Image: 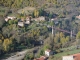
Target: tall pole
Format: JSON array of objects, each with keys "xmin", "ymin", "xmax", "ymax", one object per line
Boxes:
[
  {"xmin": 70, "ymin": 30, "xmax": 73, "ymax": 40},
  {"xmin": 52, "ymin": 26, "xmax": 54, "ymax": 36}
]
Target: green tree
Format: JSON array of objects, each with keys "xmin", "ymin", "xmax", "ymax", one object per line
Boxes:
[
  {"xmin": 0, "ymin": 16, "xmax": 5, "ymax": 28},
  {"xmin": 49, "ymin": 13, "xmax": 53, "ymax": 18},
  {"xmin": 34, "ymin": 9, "xmax": 39, "ymax": 17},
  {"xmin": 76, "ymin": 31, "xmax": 80, "ymax": 39},
  {"xmin": 60, "ymin": 32, "xmax": 64, "ymax": 38},
  {"xmin": 54, "ymin": 36, "xmax": 59, "ymax": 43},
  {"xmin": 76, "ymin": 31, "xmax": 80, "ymax": 45},
  {"xmin": 0, "ymin": 40, "xmax": 2, "ymax": 55},
  {"xmin": 49, "ymin": 21, "xmax": 54, "ymax": 26},
  {"xmin": 8, "ymin": 20, "xmax": 14, "ymax": 25},
  {"xmin": 40, "ymin": 49, "xmax": 44, "ymax": 56},
  {"xmin": 3, "ymin": 39, "xmax": 12, "ymax": 52},
  {"xmin": 39, "ymin": 8, "xmax": 44, "ymax": 16},
  {"xmin": 60, "ymin": 37, "xmax": 66, "ymax": 48},
  {"xmin": 65, "ymin": 36, "xmax": 70, "ymax": 42}
]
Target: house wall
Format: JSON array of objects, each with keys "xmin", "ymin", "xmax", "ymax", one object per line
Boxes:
[
  {"xmin": 18, "ymin": 22, "xmax": 24, "ymax": 27},
  {"xmin": 62, "ymin": 56, "xmax": 74, "ymax": 60},
  {"xmin": 7, "ymin": 16, "xmax": 16, "ymax": 20},
  {"xmin": 45, "ymin": 51, "xmax": 50, "ymax": 56}
]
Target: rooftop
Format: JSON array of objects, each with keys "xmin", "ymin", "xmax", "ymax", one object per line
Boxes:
[{"xmin": 73, "ymin": 53, "xmax": 80, "ymax": 60}]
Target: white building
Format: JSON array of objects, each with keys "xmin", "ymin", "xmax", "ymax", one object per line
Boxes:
[
  {"xmin": 62, "ymin": 53, "xmax": 80, "ymax": 60},
  {"xmin": 38, "ymin": 16, "xmax": 45, "ymax": 21},
  {"xmin": 5, "ymin": 16, "xmax": 16, "ymax": 22},
  {"xmin": 25, "ymin": 17, "xmax": 31, "ymax": 24},
  {"xmin": 25, "ymin": 20, "xmax": 30, "ymax": 24},
  {"xmin": 62, "ymin": 56, "xmax": 74, "ymax": 60},
  {"xmin": 76, "ymin": 15, "xmax": 80, "ymax": 19},
  {"xmin": 45, "ymin": 49, "xmax": 53, "ymax": 57},
  {"xmin": 7, "ymin": 16, "xmax": 16, "ymax": 20},
  {"xmin": 33, "ymin": 16, "xmax": 45, "ymax": 21},
  {"xmin": 18, "ymin": 22, "xmax": 24, "ymax": 27},
  {"xmin": 5, "ymin": 18, "xmax": 9, "ymax": 22}
]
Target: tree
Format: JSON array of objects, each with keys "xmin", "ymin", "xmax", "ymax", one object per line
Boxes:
[
  {"xmin": 49, "ymin": 20, "xmax": 54, "ymax": 27},
  {"xmin": 2, "ymin": 26, "xmax": 11, "ymax": 38},
  {"xmin": 76, "ymin": 31, "xmax": 80, "ymax": 45},
  {"xmin": 0, "ymin": 16, "xmax": 5, "ymax": 28},
  {"xmin": 0, "ymin": 40, "xmax": 2, "ymax": 55},
  {"xmin": 76, "ymin": 31, "xmax": 80, "ymax": 39},
  {"xmin": 3, "ymin": 39, "xmax": 12, "ymax": 52},
  {"xmin": 60, "ymin": 37, "xmax": 66, "ymax": 48},
  {"xmin": 54, "ymin": 36, "xmax": 59, "ymax": 43},
  {"xmin": 34, "ymin": 9, "xmax": 39, "ymax": 17},
  {"xmin": 40, "ymin": 49, "xmax": 44, "ymax": 56},
  {"xmin": 39, "ymin": 8, "xmax": 44, "ymax": 16},
  {"xmin": 65, "ymin": 36, "xmax": 70, "ymax": 42},
  {"xmin": 8, "ymin": 20, "xmax": 14, "ymax": 25},
  {"xmin": 60, "ymin": 32, "xmax": 64, "ymax": 38},
  {"xmin": 49, "ymin": 13, "xmax": 53, "ymax": 18}
]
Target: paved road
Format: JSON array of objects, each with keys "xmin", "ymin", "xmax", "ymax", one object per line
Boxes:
[{"xmin": 3, "ymin": 50, "xmax": 28, "ymax": 60}]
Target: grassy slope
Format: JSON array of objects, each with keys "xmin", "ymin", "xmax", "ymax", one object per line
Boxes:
[{"xmin": 50, "ymin": 49, "xmax": 80, "ymax": 60}]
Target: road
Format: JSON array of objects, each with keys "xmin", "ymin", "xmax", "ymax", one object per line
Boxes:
[{"xmin": 2, "ymin": 50, "xmax": 28, "ymax": 60}]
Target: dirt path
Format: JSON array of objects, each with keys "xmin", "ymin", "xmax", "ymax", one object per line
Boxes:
[{"xmin": 2, "ymin": 50, "xmax": 28, "ymax": 60}]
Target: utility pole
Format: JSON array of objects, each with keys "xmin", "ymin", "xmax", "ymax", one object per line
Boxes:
[
  {"xmin": 50, "ymin": 20, "xmax": 54, "ymax": 50},
  {"xmin": 52, "ymin": 26, "xmax": 55, "ymax": 37},
  {"xmin": 52, "ymin": 26, "xmax": 54, "ymax": 36},
  {"xmin": 70, "ymin": 30, "xmax": 73, "ymax": 40}
]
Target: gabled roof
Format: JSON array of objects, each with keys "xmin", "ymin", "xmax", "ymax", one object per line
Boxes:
[{"xmin": 73, "ymin": 53, "xmax": 80, "ymax": 60}]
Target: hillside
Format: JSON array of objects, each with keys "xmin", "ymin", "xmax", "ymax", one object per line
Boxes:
[
  {"xmin": 0, "ymin": 0, "xmax": 80, "ymax": 18},
  {"xmin": 0, "ymin": 0, "xmax": 80, "ymax": 60}
]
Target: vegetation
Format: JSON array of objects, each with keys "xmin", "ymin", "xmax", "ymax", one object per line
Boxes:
[{"xmin": 0, "ymin": 0, "xmax": 80, "ymax": 60}]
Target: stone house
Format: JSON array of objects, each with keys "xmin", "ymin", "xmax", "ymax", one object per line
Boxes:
[
  {"xmin": 62, "ymin": 53, "xmax": 80, "ymax": 60},
  {"xmin": 45, "ymin": 49, "xmax": 53, "ymax": 57},
  {"xmin": 18, "ymin": 22, "xmax": 24, "ymax": 27},
  {"xmin": 33, "ymin": 16, "xmax": 46, "ymax": 21},
  {"xmin": 76, "ymin": 15, "xmax": 80, "ymax": 19}
]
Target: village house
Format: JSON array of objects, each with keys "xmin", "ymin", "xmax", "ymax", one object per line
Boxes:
[
  {"xmin": 5, "ymin": 16, "xmax": 16, "ymax": 22},
  {"xmin": 51, "ymin": 18, "xmax": 59, "ymax": 24},
  {"xmin": 5, "ymin": 18, "xmax": 9, "ymax": 22},
  {"xmin": 45, "ymin": 49, "xmax": 53, "ymax": 57},
  {"xmin": 62, "ymin": 56, "xmax": 74, "ymax": 60},
  {"xmin": 51, "ymin": 18, "xmax": 57, "ymax": 21},
  {"xmin": 7, "ymin": 16, "xmax": 16, "ymax": 20},
  {"xmin": 18, "ymin": 22, "xmax": 24, "ymax": 27},
  {"xmin": 62, "ymin": 53, "xmax": 80, "ymax": 60},
  {"xmin": 33, "ymin": 16, "xmax": 45, "ymax": 21},
  {"xmin": 76, "ymin": 15, "xmax": 80, "ymax": 19},
  {"xmin": 34, "ymin": 56, "xmax": 47, "ymax": 60},
  {"xmin": 25, "ymin": 16, "xmax": 31, "ymax": 24},
  {"xmin": 38, "ymin": 16, "xmax": 45, "ymax": 21},
  {"xmin": 21, "ymin": 18, "xmax": 25, "ymax": 22}
]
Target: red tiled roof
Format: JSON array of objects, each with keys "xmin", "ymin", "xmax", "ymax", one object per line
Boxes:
[{"xmin": 73, "ymin": 53, "xmax": 80, "ymax": 60}]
